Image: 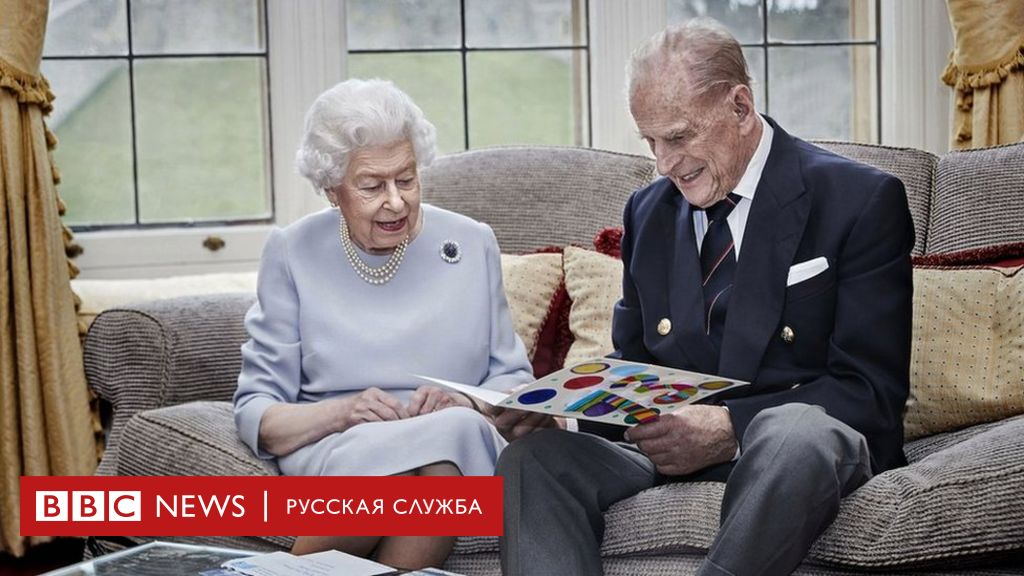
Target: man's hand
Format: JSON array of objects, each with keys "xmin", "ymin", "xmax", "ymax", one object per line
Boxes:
[
  {"xmin": 491, "ymin": 406, "xmax": 563, "ymax": 441},
  {"xmin": 624, "ymin": 405, "xmax": 737, "ymax": 476},
  {"xmin": 407, "ymin": 385, "xmax": 471, "ymax": 416}
]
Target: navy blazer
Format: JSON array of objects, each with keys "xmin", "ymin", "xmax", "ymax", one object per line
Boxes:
[{"xmin": 610, "ymin": 118, "xmax": 914, "ymax": 474}]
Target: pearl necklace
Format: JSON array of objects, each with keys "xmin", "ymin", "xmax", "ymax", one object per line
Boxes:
[{"xmin": 338, "ymin": 216, "xmax": 408, "ymax": 285}]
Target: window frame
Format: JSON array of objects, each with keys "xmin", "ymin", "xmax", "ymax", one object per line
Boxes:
[{"xmin": 347, "ymin": 0, "xmax": 592, "ymax": 151}]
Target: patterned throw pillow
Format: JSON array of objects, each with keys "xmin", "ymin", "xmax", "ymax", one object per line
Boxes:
[
  {"xmin": 905, "ymin": 263, "xmax": 1024, "ymax": 439},
  {"xmin": 562, "ymin": 246, "xmax": 624, "ymax": 366}
]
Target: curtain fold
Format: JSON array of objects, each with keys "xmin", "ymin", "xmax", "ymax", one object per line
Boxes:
[
  {"xmin": 1, "ymin": 0, "xmax": 97, "ymax": 557},
  {"xmin": 943, "ymin": 0, "xmax": 1024, "ymax": 149}
]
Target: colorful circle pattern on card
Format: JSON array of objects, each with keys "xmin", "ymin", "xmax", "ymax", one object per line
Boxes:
[{"xmin": 571, "ymin": 362, "xmax": 609, "ymax": 374}]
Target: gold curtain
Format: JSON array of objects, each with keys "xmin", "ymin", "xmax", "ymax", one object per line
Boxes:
[
  {"xmin": 942, "ymin": 0, "xmax": 1024, "ymax": 149},
  {"xmin": 0, "ymin": 0, "xmax": 97, "ymax": 557}
]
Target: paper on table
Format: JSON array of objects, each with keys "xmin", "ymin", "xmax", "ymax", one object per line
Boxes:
[
  {"xmin": 222, "ymin": 549, "xmax": 391, "ymax": 576},
  {"xmin": 414, "ymin": 375, "xmax": 511, "ymax": 406}
]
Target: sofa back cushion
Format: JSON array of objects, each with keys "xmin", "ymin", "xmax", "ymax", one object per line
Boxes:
[
  {"xmin": 927, "ymin": 142, "xmax": 1024, "ymax": 254},
  {"xmin": 421, "ymin": 147, "xmax": 656, "ymax": 254},
  {"xmin": 813, "ymin": 141, "xmax": 936, "ymax": 257}
]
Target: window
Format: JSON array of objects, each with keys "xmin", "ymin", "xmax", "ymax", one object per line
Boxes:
[
  {"xmin": 667, "ymin": 0, "xmax": 879, "ymax": 142},
  {"xmin": 346, "ymin": 0, "xmax": 591, "ymax": 153},
  {"xmin": 41, "ymin": 0, "xmax": 272, "ymax": 231}
]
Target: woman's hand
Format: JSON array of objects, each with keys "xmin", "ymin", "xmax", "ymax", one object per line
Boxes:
[
  {"xmin": 334, "ymin": 387, "xmax": 410, "ymax": 430},
  {"xmin": 407, "ymin": 385, "xmax": 472, "ymax": 416}
]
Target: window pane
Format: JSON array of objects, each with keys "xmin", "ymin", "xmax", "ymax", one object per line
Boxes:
[
  {"xmin": 767, "ymin": 45, "xmax": 877, "ymax": 142},
  {"xmin": 465, "ymin": 0, "xmax": 586, "ymax": 48},
  {"xmin": 467, "ymin": 50, "xmax": 588, "ymax": 147},
  {"xmin": 769, "ymin": 0, "xmax": 876, "ymax": 42},
  {"xmin": 347, "ymin": 0, "xmax": 460, "ymax": 50},
  {"xmin": 133, "ymin": 58, "xmax": 270, "ymax": 223},
  {"xmin": 348, "ymin": 53, "xmax": 465, "ymax": 154},
  {"xmin": 130, "ymin": 0, "xmax": 264, "ymax": 55},
  {"xmin": 43, "ymin": 0, "xmax": 128, "ymax": 57},
  {"xmin": 667, "ymin": 0, "xmax": 763, "ymax": 44},
  {"xmin": 43, "ymin": 60, "xmax": 135, "ymax": 226},
  {"xmin": 743, "ymin": 47, "xmax": 766, "ymax": 113}
]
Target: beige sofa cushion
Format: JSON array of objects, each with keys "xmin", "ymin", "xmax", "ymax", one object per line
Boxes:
[
  {"xmin": 562, "ymin": 246, "xmax": 623, "ymax": 366},
  {"xmin": 905, "ymin": 264, "xmax": 1024, "ymax": 439},
  {"xmin": 500, "ymin": 252, "xmax": 564, "ymax": 359},
  {"xmin": 72, "ymin": 272, "xmax": 258, "ymax": 330}
]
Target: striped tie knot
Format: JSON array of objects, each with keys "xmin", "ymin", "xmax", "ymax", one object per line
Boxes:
[{"xmin": 704, "ymin": 193, "xmax": 742, "ymax": 225}]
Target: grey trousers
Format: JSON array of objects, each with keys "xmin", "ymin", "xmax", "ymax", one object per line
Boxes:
[{"xmin": 497, "ymin": 403, "xmax": 873, "ymax": 576}]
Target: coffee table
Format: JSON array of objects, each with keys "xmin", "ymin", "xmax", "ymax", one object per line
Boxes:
[{"xmin": 41, "ymin": 541, "xmax": 258, "ymax": 576}]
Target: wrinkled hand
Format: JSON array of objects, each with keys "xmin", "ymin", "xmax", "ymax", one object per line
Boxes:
[
  {"xmin": 335, "ymin": 387, "xmax": 409, "ymax": 431},
  {"xmin": 624, "ymin": 405, "xmax": 737, "ymax": 476},
  {"xmin": 407, "ymin": 385, "xmax": 472, "ymax": 416},
  {"xmin": 490, "ymin": 406, "xmax": 563, "ymax": 442}
]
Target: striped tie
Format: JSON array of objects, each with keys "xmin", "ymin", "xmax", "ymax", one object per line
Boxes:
[{"xmin": 699, "ymin": 193, "xmax": 741, "ymax": 352}]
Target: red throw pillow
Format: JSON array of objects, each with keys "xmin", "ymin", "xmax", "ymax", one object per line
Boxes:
[
  {"xmin": 912, "ymin": 241, "xmax": 1024, "ymax": 268},
  {"xmin": 593, "ymin": 227, "xmax": 623, "ymax": 259},
  {"xmin": 529, "ymin": 246, "xmax": 574, "ymax": 377},
  {"xmin": 528, "ymin": 230, "xmax": 627, "ymax": 377}
]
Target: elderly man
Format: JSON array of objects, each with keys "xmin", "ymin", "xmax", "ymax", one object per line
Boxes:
[{"xmin": 495, "ymin": 19, "xmax": 914, "ymax": 576}]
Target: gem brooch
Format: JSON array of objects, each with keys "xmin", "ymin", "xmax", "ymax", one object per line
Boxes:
[{"xmin": 440, "ymin": 240, "xmax": 461, "ymax": 263}]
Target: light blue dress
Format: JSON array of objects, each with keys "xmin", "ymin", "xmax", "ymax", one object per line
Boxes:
[{"xmin": 233, "ymin": 204, "xmax": 533, "ymax": 477}]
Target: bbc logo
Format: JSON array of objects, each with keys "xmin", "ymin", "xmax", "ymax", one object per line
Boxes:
[{"xmin": 36, "ymin": 491, "xmax": 141, "ymax": 522}]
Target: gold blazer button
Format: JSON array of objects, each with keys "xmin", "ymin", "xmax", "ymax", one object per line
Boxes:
[
  {"xmin": 781, "ymin": 326, "xmax": 795, "ymax": 344},
  {"xmin": 657, "ymin": 318, "xmax": 672, "ymax": 336}
]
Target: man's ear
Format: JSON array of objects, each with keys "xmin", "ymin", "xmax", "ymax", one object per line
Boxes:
[
  {"xmin": 728, "ymin": 85, "xmax": 758, "ymax": 135},
  {"xmin": 728, "ymin": 84, "xmax": 755, "ymax": 121}
]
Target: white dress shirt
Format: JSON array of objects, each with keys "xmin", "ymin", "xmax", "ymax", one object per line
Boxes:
[{"xmin": 693, "ymin": 115, "xmax": 774, "ymax": 259}]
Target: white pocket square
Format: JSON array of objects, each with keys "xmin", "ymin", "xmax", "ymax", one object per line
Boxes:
[{"xmin": 787, "ymin": 257, "xmax": 829, "ymax": 287}]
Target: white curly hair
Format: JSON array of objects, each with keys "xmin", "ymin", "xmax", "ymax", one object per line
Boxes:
[{"xmin": 295, "ymin": 78, "xmax": 437, "ymax": 192}]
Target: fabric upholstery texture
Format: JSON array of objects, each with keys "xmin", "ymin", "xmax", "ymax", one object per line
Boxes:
[
  {"xmin": 421, "ymin": 146, "xmax": 655, "ymax": 254},
  {"xmin": 499, "ymin": 252, "xmax": 563, "ymax": 359},
  {"xmin": 84, "ymin": 294, "xmax": 254, "ymax": 475},
  {"xmin": 814, "ymin": 142, "xmax": 935, "ymax": 256},
  {"xmin": 449, "ymin": 415, "xmax": 1024, "ymax": 570},
  {"xmin": 562, "ymin": 246, "xmax": 623, "ymax": 366},
  {"xmin": 928, "ymin": 143, "xmax": 1024, "ymax": 254},
  {"xmin": 905, "ymin": 265, "xmax": 1024, "ymax": 438},
  {"xmin": 444, "ymin": 552, "xmax": 1024, "ymax": 576},
  {"xmin": 0, "ymin": 0, "xmax": 96, "ymax": 556}
]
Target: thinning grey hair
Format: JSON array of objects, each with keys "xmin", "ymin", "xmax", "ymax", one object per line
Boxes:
[
  {"xmin": 626, "ymin": 19, "xmax": 752, "ymax": 105},
  {"xmin": 295, "ymin": 78, "xmax": 437, "ymax": 192}
]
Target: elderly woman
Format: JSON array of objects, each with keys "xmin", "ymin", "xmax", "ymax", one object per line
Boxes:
[{"xmin": 233, "ymin": 79, "xmax": 533, "ymax": 569}]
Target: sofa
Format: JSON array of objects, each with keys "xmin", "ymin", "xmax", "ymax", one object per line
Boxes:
[{"xmin": 82, "ymin": 142, "xmax": 1024, "ymax": 575}]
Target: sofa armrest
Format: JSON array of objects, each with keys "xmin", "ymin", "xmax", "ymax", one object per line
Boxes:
[
  {"xmin": 84, "ymin": 293, "xmax": 255, "ymax": 474},
  {"xmin": 116, "ymin": 401, "xmax": 278, "ymax": 477}
]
